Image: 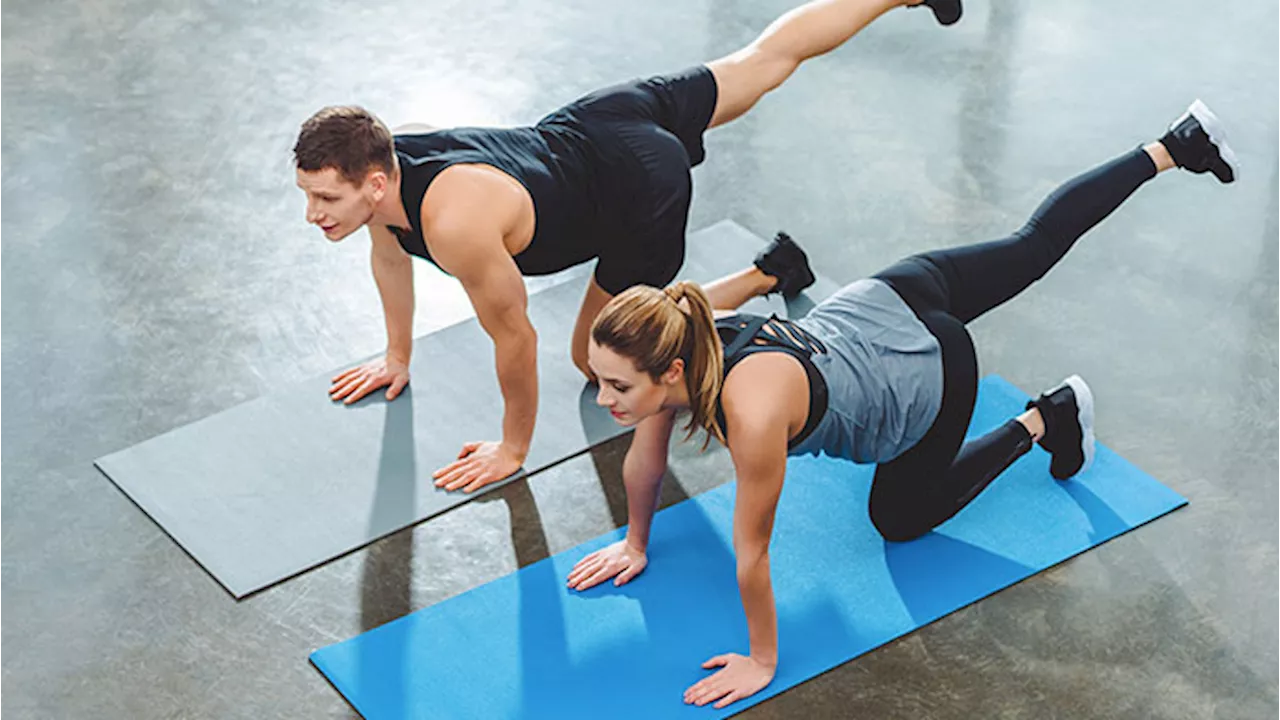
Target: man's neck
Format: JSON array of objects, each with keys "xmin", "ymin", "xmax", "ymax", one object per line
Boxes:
[{"xmin": 370, "ymin": 170, "xmax": 410, "ymax": 230}]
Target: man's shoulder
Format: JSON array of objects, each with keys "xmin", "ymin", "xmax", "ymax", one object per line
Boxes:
[{"xmin": 420, "ymin": 165, "xmax": 512, "ymax": 226}]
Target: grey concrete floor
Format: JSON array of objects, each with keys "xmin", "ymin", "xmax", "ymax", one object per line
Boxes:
[{"xmin": 3, "ymin": 0, "xmax": 1277, "ymax": 717}]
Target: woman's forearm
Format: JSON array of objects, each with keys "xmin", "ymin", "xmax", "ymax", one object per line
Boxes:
[{"xmin": 737, "ymin": 551, "xmax": 779, "ymax": 666}]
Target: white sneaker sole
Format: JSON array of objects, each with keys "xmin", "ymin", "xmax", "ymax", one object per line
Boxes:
[
  {"xmin": 1184, "ymin": 98, "xmax": 1240, "ymax": 181},
  {"xmin": 1060, "ymin": 374, "xmax": 1095, "ymax": 475}
]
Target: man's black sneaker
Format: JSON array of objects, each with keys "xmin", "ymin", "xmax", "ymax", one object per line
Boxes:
[{"xmin": 911, "ymin": 0, "xmax": 962, "ymax": 26}]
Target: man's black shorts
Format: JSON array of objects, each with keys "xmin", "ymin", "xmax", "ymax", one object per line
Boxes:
[{"xmin": 537, "ymin": 65, "xmax": 719, "ymax": 295}]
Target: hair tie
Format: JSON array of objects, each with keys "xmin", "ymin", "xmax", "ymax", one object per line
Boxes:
[{"xmin": 664, "ymin": 285, "xmax": 691, "ymax": 315}]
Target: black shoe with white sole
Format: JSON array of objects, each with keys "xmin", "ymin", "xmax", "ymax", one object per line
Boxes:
[
  {"xmin": 1160, "ymin": 99, "xmax": 1238, "ymax": 184},
  {"xmin": 754, "ymin": 232, "xmax": 816, "ymax": 299},
  {"xmin": 911, "ymin": 0, "xmax": 963, "ymax": 25},
  {"xmin": 1026, "ymin": 375, "xmax": 1095, "ymax": 480}
]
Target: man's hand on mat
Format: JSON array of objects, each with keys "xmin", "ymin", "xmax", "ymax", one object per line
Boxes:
[
  {"xmin": 566, "ymin": 540, "xmax": 647, "ymax": 590},
  {"xmin": 432, "ymin": 441, "xmax": 523, "ymax": 493},
  {"xmin": 329, "ymin": 355, "xmax": 410, "ymax": 404},
  {"xmin": 684, "ymin": 653, "xmax": 776, "ymax": 709}
]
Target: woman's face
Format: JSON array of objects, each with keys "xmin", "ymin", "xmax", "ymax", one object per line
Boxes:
[{"xmin": 587, "ymin": 340, "xmax": 683, "ymax": 426}]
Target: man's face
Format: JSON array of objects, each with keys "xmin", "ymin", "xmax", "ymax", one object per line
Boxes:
[{"xmin": 295, "ymin": 167, "xmax": 381, "ymax": 242}]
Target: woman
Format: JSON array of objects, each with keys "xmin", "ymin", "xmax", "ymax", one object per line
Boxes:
[{"xmin": 567, "ymin": 100, "xmax": 1237, "ymax": 709}]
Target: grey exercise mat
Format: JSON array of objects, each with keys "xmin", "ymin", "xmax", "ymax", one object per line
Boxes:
[{"xmin": 96, "ymin": 220, "xmax": 841, "ymax": 598}]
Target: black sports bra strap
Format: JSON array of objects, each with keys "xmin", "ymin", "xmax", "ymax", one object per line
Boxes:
[
  {"xmin": 762, "ymin": 316, "xmax": 828, "ymax": 356},
  {"xmin": 721, "ymin": 315, "xmax": 771, "ymax": 358}
]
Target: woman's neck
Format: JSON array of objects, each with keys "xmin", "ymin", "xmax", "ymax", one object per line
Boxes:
[{"xmin": 663, "ymin": 381, "xmax": 693, "ymax": 412}]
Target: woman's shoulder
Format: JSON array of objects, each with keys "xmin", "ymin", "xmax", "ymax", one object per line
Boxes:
[{"xmin": 721, "ymin": 352, "xmax": 809, "ymax": 432}]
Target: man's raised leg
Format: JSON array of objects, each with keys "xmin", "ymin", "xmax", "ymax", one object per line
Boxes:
[{"xmin": 705, "ymin": 0, "xmax": 961, "ymax": 129}]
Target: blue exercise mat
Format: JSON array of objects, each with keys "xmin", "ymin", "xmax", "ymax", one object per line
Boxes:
[{"xmin": 311, "ymin": 375, "xmax": 1187, "ymax": 719}]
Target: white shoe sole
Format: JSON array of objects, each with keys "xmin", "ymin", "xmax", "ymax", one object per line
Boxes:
[
  {"xmin": 1060, "ymin": 374, "xmax": 1095, "ymax": 475},
  {"xmin": 1184, "ymin": 98, "xmax": 1240, "ymax": 181}
]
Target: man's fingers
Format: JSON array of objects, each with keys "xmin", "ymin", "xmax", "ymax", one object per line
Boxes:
[
  {"xmin": 344, "ymin": 378, "xmax": 377, "ymax": 405},
  {"xmin": 462, "ymin": 474, "xmax": 500, "ymax": 494},
  {"xmin": 446, "ymin": 474, "xmax": 479, "ymax": 492},
  {"xmin": 386, "ymin": 375, "xmax": 408, "ymax": 400},
  {"xmin": 443, "ymin": 469, "xmax": 482, "ymax": 492},
  {"xmin": 433, "ymin": 466, "xmax": 466, "ymax": 487},
  {"xmin": 462, "ymin": 473, "xmax": 497, "ymax": 494},
  {"xmin": 432, "ymin": 458, "xmax": 467, "ymax": 483},
  {"xmin": 329, "ymin": 375, "xmax": 356, "ymax": 398},
  {"xmin": 331, "ymin": 373, "xmax": 367, "ymax": 400},
  {"xmin": 331, "ymin": 365, "xmax": 362, "ymax": 384}
]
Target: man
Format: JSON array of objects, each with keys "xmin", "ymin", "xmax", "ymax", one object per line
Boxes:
[{"xmin": 292, "ymin": 0, "xmax": 962, "ymax": 493}]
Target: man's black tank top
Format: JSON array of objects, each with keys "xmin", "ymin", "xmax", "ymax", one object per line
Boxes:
[
  {"xmin": 714, "ymin": 314, "xmax": 829, "ymax": 451},
  {"xmin": 390, "ymin": 127, "xmax": 603, "ymax": 276}
]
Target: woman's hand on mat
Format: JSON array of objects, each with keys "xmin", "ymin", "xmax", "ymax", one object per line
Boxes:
[
  {"xmin": 684, "ymin": 653, "xmax": 776, "ymax": 709},
  {"xmin": 329, "ymin": 355, "xmax": 410, "ymax": 404},
  {"xmin": 566, "ymin": 540, "xmax": 647, "ymax": 591},
  {"xmin": 432, "ymin": 441, "xmax": 523, "ymax": 493}
]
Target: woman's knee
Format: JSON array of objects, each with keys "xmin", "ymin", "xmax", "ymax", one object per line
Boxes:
[
  {"xmin": 868, "ymin": 497, "xmax": 932, "ymax": 543},
  {"xmin": 1003, "ymin": 222, "xmax": 1064, "ymax": 283}
]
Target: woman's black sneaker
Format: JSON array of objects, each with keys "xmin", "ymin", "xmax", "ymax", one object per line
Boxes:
[
  {"xmin": 754, "ymin": 232, "xmax": 816, "ymax": 299},
  {"xmin": 1160, "ymin": 99, "xmax": 1238, "ymax": 184},
  {"xmin": 1027, "ymin": 375, "xmax": 1096, "ymax": 480}
]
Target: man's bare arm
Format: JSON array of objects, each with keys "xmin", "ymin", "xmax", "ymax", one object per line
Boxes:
[
  {"xmin": 328, "ymin": 225, "xmax": 414, "ymax": 404},
  {"xmin": 424, "ymin": 167, "xmax": 540, "ymax": 492}
]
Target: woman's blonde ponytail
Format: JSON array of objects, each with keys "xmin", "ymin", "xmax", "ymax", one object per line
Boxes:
[{"xmin": 662, "ymin": 282, "xmax": 725, "ymax": 447}]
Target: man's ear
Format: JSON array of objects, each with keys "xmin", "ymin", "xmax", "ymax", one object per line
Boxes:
[{"xmin": 366, "ymin": 170, "xmax": 388, "ymax": 201}]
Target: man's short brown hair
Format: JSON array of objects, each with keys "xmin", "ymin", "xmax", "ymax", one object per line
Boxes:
[{"xmin": 293, "ymin": 106, "xmax": 395, "ymax": 186}]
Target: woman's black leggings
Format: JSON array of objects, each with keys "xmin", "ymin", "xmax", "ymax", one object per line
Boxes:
[{"xmin": 867, "ymin": 147, "xmax": 1158, "ymax": 542}]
